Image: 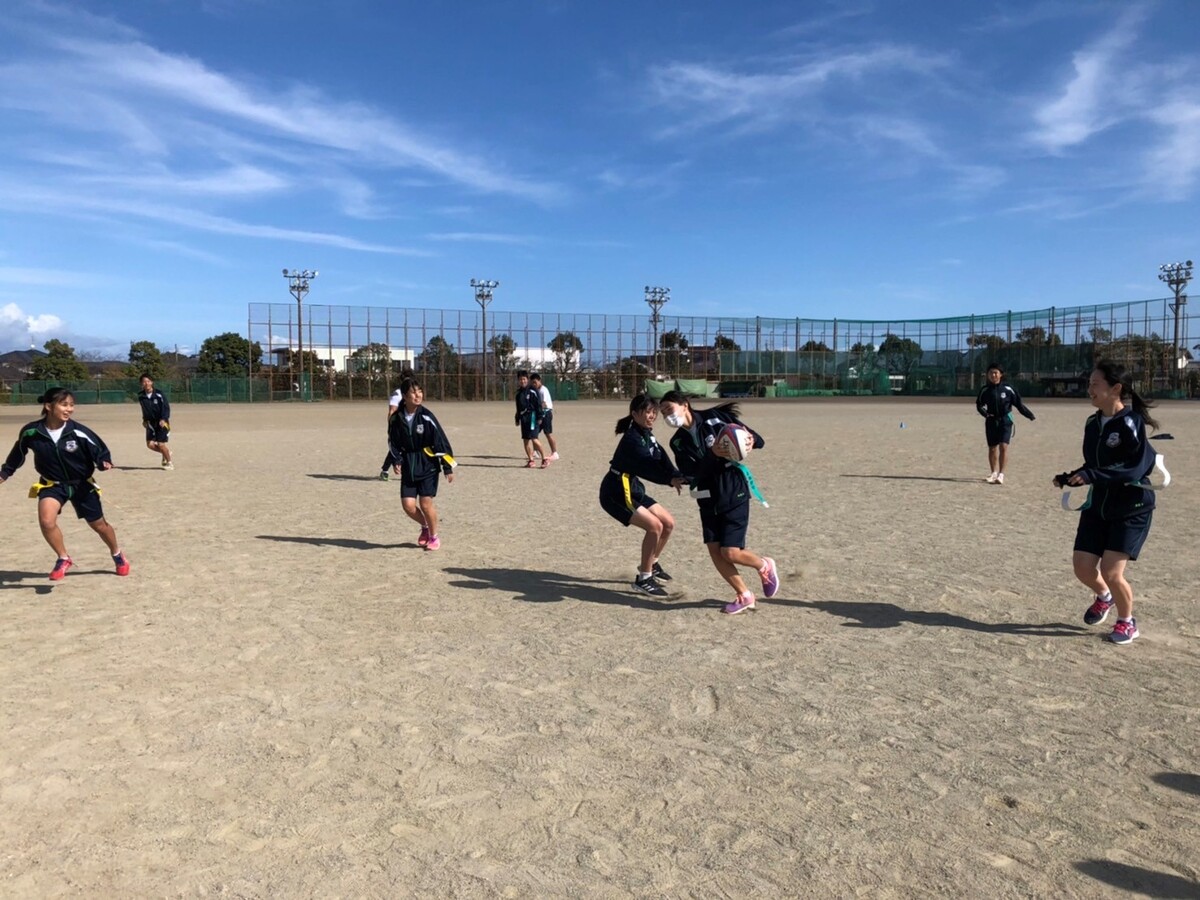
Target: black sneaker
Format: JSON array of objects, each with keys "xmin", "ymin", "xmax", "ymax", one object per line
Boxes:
[
  {"xmin": 1084, "ymin": 595, "xmax": 1113, "ymax": 626},
  {"xmin": 651, "ymin": 562, "xmax": 672, "ymax": 581},
  {"xmin": 633, "ymin": 575, "xmax": 668, "ymax": 597}
]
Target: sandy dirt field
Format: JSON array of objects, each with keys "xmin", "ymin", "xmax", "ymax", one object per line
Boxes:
[{"xmin": 0, "ymin": 396, "xmax": 1197, "ymax": 898}]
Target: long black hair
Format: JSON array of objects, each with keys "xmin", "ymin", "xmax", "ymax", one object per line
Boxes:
[
  {"xmin": 615, "ymin": 393, "xmax": 657, "ymax": 434},
  {"xmin": 1093, "ymin": 360, "xmax": 1159, "ymax": 431},
  {"xmin": 659, "ymin": 389, "xmax": 741, "ymax": 422}
]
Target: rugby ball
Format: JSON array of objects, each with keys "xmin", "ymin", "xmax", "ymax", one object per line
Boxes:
[{"xmin": 713, "ymin": 423, "xmax": 752, "ymax": 461}]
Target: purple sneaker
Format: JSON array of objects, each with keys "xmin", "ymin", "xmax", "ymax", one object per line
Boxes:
[
  {"xmin": 418, "ymin": 526, "xmax": 431, "ymax": 548},
  {"xmin": 759, "ymin": 557, "xmax": 780, "ymax": 599},
  {"xmin": 722, "ymin": 592, "xmax": 757, "ymax": 615}
]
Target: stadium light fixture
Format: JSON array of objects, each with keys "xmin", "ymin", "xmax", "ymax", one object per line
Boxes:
[
  {"xmin": 645, "ymin": 285, "xmax": 670, "ymax": 373},
  {"xmin": 471, "ymin": 278, "xmax": 499, "ymax": 400},
  {"xmin": 283, "ymin": 269, "xmax": 318, "ymax": 399},
  {"xmin": 1159, "ymin": 260, "xmax": 1193, "ymax": 392}
]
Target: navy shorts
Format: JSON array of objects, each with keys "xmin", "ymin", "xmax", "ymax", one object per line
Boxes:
[
  {"xmin": 539, "ymin": 410, "xmax": 554, "ymax": 436},
  {"xmin": 399, "ymin": 471, "xmax": 439, "ymax": 499},
  {"xmin": 40, "ymin": 482, "xmax": 105, "ymax": 523},
  {"xmin": 145, "ymin": 424, "xmax": 170, "ymax": 443},
  {"xmin": 599, "ymin": 488, "xmax": 656, "ymax": 527},
  {"xmin": 699, "ymin": 500, "xmax": 750, "ymax": 549},
  {"xmin": 520, "ymin": 420, "xmax": 540, "ymax": 440},
  {"xmin": 1073, "ymin": 510, "xmax": 1153, "ymax": 560},
  {"xmin": 985, "ymin": 418, "xmax": 1013, "ymax": 446}
]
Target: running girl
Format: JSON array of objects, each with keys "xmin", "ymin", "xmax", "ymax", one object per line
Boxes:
[
  {"xmin": 387, "ymin": 377, "xmax": 456, "ymax": 550},
  {"xmin": 1053, "ymin": 361, "xmax": 1160, "ymax": 645},
  {"xmin": 658, "ymin": 390, "xmax": 779, "ymax": 615},
  {"xmin": 975, "ymin": 363, "xmax": 1035, "ymax": 484},
  {"xmin": 138, "ymin": 373, "xmax": 173, "ymax": 470},
  {"xmin": 599, "ymin": 394, "xmax": 686, "ymax": 597},
  {"xmin": 0, "ymin": 387, "xmax": 130, "ymax": 579}
]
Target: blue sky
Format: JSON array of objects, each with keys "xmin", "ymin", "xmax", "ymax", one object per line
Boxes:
[{"xmin": 1, "ymin": 0, "xmax": 1197, "ymax": 356}]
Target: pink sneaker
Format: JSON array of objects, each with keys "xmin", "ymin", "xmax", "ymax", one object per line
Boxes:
[
  {"xmin": 113, "ymin": 552, "xmax": 131, "ymax": 577},
  {"xmin": 425, "ymin": 535, "xmax": 441, "ymax": 551},
  {"xmin": 722, "ymin": 591, "xmax": 756, "ymax": 615},
  {"xmin": 418, "ymin": 526, "xmax": 430, "ymax": 547},
  {"xmin": 49, "ymin": 557, "xmax": 73, "ymax": 581},
  {"xmin": 759, "ymin": 557, "xmax": 780, "ymax": 598}
]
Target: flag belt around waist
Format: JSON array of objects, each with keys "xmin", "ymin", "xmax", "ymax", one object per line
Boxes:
[
  {"xmin": 1061, "ymin": 453, "xmax": 1170, "ymax": 512},
  {"xmin": 29, "ymin": 477, "xmax": 98, "ymax": 499}
]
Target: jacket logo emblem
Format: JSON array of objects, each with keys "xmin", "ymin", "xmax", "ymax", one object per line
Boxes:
[
  {"xmin": 64, "ymin": 440, "xmax": 78, "ymax": 452},
  {"xmin": 1106, "ymin": 433, "xmax": 1121, "ymax": 448},
  {"xmin": 416, "ymin": 423, "xmax": 424, "ymax": 434}
]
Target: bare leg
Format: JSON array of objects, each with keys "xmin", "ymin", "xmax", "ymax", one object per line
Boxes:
[
  {"xmin": 37, "ymin": 498, "xmax": 69, "ymax": 558},
  {"xmin": 997, "ymin": 443, "xmax": 1009, "ymax": 475},
  {"xmin": 1099, "ymin": 551, "xmax": 1133, "ymax": 619},
  {"xmin": 987, "ymin": 445, "xmax": 998, "ymax": 474},
  {"xmin": 400, "ymin": 497, "xmax": 428, "ymax": 527},
  {"xmin": 87, "ymin": 517, "xmax": 121, "ymax": 555},
  {"xmin": 630, "ymin": 505, "xmax": 673, "ymax": 572},
  {"xmin": 161, "ymin": 442, "xmax": 173, "ymax": 464},
  {"xmin": 418, "ymin": 496, "xmax": 438, "ymax": 537},
  {"xmin": 546, "ymin": 433, "xmax": 558, "ymax": 454},
  {"xmin": 522, "ymin": 439, "xmax": 536, "ymax": 462},
  {"xmin": 707, "ymin": 542, "xmax": 751, "ymax": 595},
  {"xmin": 1072, "ymin": 551, "xmax": 1107, "ymax": 597}
]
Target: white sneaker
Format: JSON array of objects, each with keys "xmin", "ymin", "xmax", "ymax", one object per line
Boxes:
[
  {"xmin": 996, "ymin": 473, "xmax": 1004, "ymax": 485},
  {"xmin": 549, "ymin": 452, "xmax": 560, "ymax": 460},
  {"xmin": 162, "ymin": 462, "xmax": 175, "ymax": 470},
  {"xmin": 985, "ymin": 472, "xmax": 998, "ymax": 483}
]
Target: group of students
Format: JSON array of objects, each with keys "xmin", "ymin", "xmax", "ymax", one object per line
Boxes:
[
  {"xmin": 514, "ymin": 370, "xmax": 558, "ymax": 468},
  {"xmin": 1, "ymin": 360, "xmax": 1165, "ymax": 640},
  {"xmin": 975, "ymin": 361, "xmax": 1163, "ymax": 645},
  {"xmin": 0, "ymin": 373, "xmax": 173, "ymax": 580}
]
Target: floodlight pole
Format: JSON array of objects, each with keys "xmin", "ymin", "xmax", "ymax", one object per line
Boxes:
[
  {"xmin": 472, "ymin": 278, "xmax": 499, "ymax": 401},
  {"xmin": 645, "ymin": 285, "xmax": 670, "ymax": 374},
  {"xmin": 1159, "ymin": 260, "xmax": 1193, "ymax": 393},
  {"xmin": 283, "ymin": 269, "xmax": 318, "ymax": 399}
]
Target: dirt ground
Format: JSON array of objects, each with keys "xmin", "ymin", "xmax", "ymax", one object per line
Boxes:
[{"xmin": 1, "ymin": 397, "xmax": 1197, "ymax": 898}]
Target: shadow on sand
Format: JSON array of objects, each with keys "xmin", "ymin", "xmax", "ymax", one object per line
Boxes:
[
  {"xmin": 257, "ymin": 534, "xmax": 412, "ymax": 550},
  {"xmin": 443, "ymin": 566, "xmax": 724, "ymax": 612},
  {"xmin": 1073, "ymin": 860, "xmax": 1199, "ymax": 898},
  {"xmin": 760, "ymin": 597, "xmax": 1087, "ymax": 637},
  {"xmin": 841, "ymin": 473, "xmax": 985, "ymax": 484}
]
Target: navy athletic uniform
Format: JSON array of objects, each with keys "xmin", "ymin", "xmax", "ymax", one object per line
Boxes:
[
  {"xmin": 1059, "ymin": 410, "xmax": 1157, "ymax": 560},
  {"xmin": 1, "ymin": 419, "xmax": 114, "ymax": 522},
  {"xmin": 515, "ymin": 386, "xmax": 543, "ymax": 441},
  {"xmin": 976, "ymin": 381, "xmax": 1034, "ymax": 446},
  {"xmin": 387, "ymin": 404, "xmax": 455, "ymax": 499},
  {"xmin": 139, "ymin": 388, "xmax": 171, "ymax": 443},
  {"xmin": 599, "ymin": 423, "xmax": 681, "ymax": 526},
  {"xmin": 668, "ymin": 410, "xmax": 764, "ymax": 549}
]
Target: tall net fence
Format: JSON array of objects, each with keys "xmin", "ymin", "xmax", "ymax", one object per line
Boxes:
[{"xmin": 247, "ymin": 297, "xmax": 1197, "ymax": 401}]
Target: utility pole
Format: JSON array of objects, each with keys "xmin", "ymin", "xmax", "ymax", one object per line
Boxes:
[
  {"xmin": 283, "ymin": 269, "xmax": 318, "ymax": 399},
  {"xmin": 471, "ymin": 278, "xmax": 499, "ymax": 400},
  {"xmin": 1159, "ymin": 260, "xmax": 1193, "ymax": 394},
  {"xmin": 644, "ymin": 285, "xmax": 670, "ymax": 374}
]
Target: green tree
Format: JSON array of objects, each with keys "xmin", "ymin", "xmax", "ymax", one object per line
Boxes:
[
  {"xmin": 659, "ymin": 329, "xmax": 690, "ymax": 374},
  {"xmin": 198, "ymin": 332, "xmax": 262, "ymax": 375},
  {"xmin": 548, "ymin": 331, "xmax": 584, "ymax": 378},
  {"xmin": 416, "ymin": 335, "xmax": 460, "ymax": 374},
  {"xmin": 125, "ymin": 340, "xmax": 166, "ymax": 379},
  {"xmin": 799, "ymin": 340, "xmax": 831, "ymax": 352},
  {"xmin": 879, "ymin": 333, "xmax": 923, "ymax": 376},
  {"xmin": 30, "ymin": 338, "xmax": 89, "ymax": 382},
  {"xmin": 713, "ymin": 333, "xmax": 740, "ymax": 352},
  {"xmin": 350, "ymin": 342, "xmax": 392, "ymax": 376},
  {"xmin": 606, "ymin": 356, "xmax": 649, "ymax": 397},
  {"xmin": 488, "ymin": 333, "xmax": 518, "ymax": 374}
]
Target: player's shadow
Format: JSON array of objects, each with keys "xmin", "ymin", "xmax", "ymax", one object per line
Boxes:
[
  {"xmin": 1073, "ymin": 860, "xmax": 1199, "ymax": 898},
  {"xmin": 307, "ymin": 473, "xmax": 382, "ymax": 482},
  {"xmin": 256, "ymin": 534, "xmax": 411, "ymax": 550},
  {"xmin": 455, "ymin": 455, "xmax": 533, "ymax": 469},
  {"xmin": 1152, "ymin": 771, "xmax": 1200, "ymax": 796},
  {"xmin": 114, "ymin": 465, "xmax": 169, "ymax": 471},
  {"xmin": 765, "ymin": 597, "xmax": 1087, "ymax": 636},
  {"xmin": 0, "ymin": 570, "xmax": 54, "ymax": 595},
  {"xmin": 841, "ymin": 473, "xmax": 982, "ymax": 484},
  {"xmin": 443, "ymin": 566, "xmax": 724, "ymax": 612}
]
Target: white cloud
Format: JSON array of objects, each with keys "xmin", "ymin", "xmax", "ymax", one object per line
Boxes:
[{"xmin": 0, "ymin": 301, "xmax": 65, "ymax": 350}]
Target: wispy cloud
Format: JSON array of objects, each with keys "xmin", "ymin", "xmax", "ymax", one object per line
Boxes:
[{"xmin": 425, "ymin": 232, "xmax": 535, "ymax": 245}]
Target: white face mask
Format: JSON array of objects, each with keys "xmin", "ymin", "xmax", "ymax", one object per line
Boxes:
[{"xmin": 664, "ymin": 412, "xmax": 686, "ymax": 428}]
